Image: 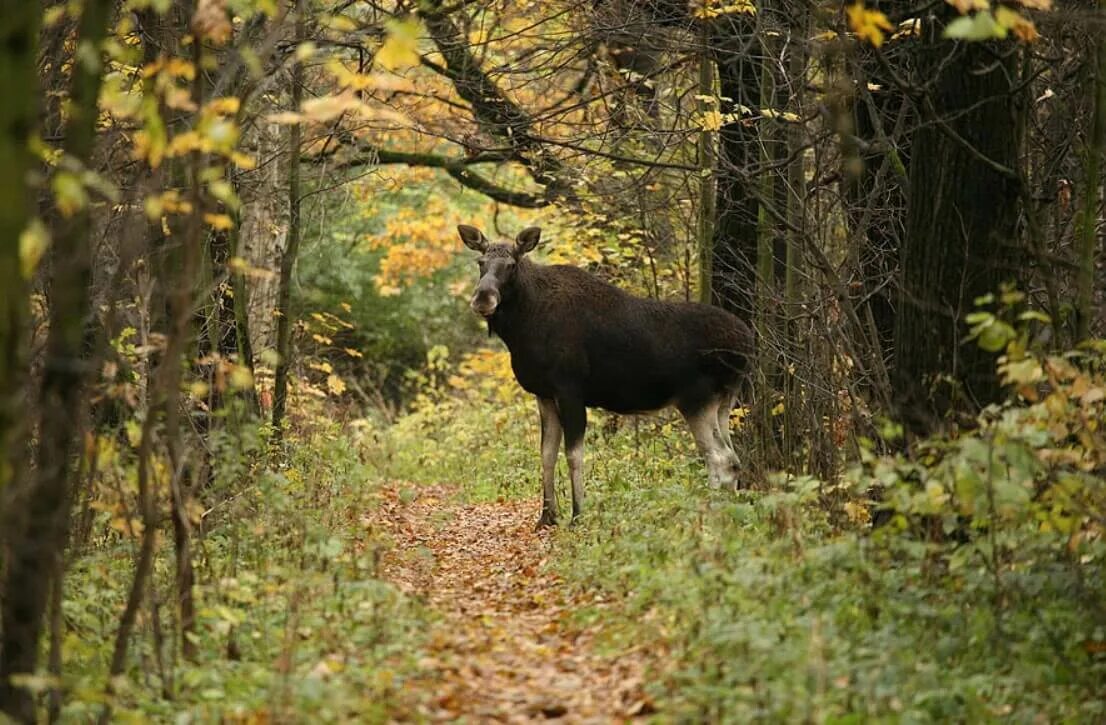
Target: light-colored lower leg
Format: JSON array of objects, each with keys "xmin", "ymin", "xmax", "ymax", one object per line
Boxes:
[
  {"xmin": 537, "ymin": 398, "xmax": 561, "ymax": 524},
  {"xmin": 716, "ymin": 391, "xmax": 736, "ymax": 452},
  {"xmin": 684, "ymin": 401, "xmax": 738, "ymax": 489},
  {"xmin": 566, "ymin": 437, "xmax": 585, "ymax": 521}
]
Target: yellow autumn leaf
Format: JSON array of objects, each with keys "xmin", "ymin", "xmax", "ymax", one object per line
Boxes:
[
  {"xmin": 203, "ymin": 96, "xmax": 240, "ymax": 116},
  {"xmin": 693, "ymin": 0, "xmax": 756, "ymax": 17},
  {"xmin": 847, "ymin": 2, "xmax": 894, "ymax": 47},
  {"xmin": 19, "ymin": 220, "xmax": 50, "ymax": 280},
  {"xmin": 946, "ymin": 0, "xmax": 989, "ymax": 14},
  {"xmin": 326, "ymin": 374, "xmax": 347, "ymax": 395},
  {"xmin": 696, "ymin": 110, "xmax": 724, "ymax": 131},
  {"xmin": 994, "ymin": 5, "xmax": 1039, "ymax": 42},
  {"xmin": 228, "ymin": 365, "xmax": 253, "ymax": 390},
  {"xmin": 52, "ymin": 172, "xmax": 87, "ymax": 217},
  {"xmin": 204, "ymin": 213, "xmax": 234, "ymax": 230},
  {"xmin": 376, "ymin": 17, "xmax": 422, "ymax": 71}
]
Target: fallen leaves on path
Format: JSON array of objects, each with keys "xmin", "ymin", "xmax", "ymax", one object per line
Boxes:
[{"xmin": 372, "ymin": 484, "xmax": 655, "ymax": 723}]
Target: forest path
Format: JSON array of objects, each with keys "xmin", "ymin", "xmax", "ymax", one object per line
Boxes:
[{"xmin": 373, "ymin": 483, "xmax": 655, "ymax": 723}]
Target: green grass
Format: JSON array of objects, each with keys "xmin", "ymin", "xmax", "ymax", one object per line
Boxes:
[
  {"xmin": 379, "ymin": 388, "xmax": 1106, "ymax": 723},
  {"xmin": 61, "ymin": 424, "xmax": 430, "ymax": 723},
  {"xmin": 59, "ymin": 375, "xmax": 1106, "ymax": 722}
]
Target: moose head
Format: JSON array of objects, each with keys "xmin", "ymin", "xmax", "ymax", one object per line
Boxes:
[{"xmin": 458, "ymin": 224, "xmax": 541, "ymax": 318}]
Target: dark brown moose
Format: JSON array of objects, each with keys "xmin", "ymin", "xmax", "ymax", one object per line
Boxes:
[{"xmin": 460, "ymin": 224, "xmax": 753, "ymax": 527}]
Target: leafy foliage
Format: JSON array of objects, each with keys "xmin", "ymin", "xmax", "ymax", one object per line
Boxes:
[{"xmin": 63, "ymin": 422, "xmax": 429, "ymax": 722}]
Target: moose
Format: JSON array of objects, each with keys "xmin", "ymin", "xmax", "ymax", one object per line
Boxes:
[{"xmin": 459, "ymin": 224, "xmax": 753, "ymax": 527}]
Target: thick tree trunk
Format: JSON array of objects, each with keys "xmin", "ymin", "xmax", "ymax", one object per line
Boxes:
[
  {"xmin": 0, "ymin": 0, "xmax": 39, "ymax": 550},
  {"xmin": 240, "ymin": 121, "xmax": 287, "ymax": 368},
  {"xmin": 894, "ymin": 30, "xmax": 1022, "ymax": 430},
  {"xmin": 710, "ymin": 17, "xmax": 761, "ymax": 320},
  {"xmin": 0, "ymin": 0, "xmax": 113, "ymax": 719}
]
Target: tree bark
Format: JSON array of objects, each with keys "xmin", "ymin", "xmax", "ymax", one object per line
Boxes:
[
  {"xmin": 272, "ymin": 0, "xmax": 305, "ymax": 439},
  {"xmin": 710, "ymin": 15, "xmax": 761, "ymax": 320},
  {"xmin": 894, "ymin": 29, "xmax": 1022, "ymax": 430},
  {"xmin": 0, "ymin": 0, "xmax": 113, "ymax": 719},
  {"xmin": 0, "ymin": 0, "xmax": 39, "ymax": 552},
  {"xmin": 1076, "ymin": 0, "xmax": 1106, "ymax": 342},
  {"xmin": 697, "ymin": 41, "xmax": 717, "ymax": 304}
]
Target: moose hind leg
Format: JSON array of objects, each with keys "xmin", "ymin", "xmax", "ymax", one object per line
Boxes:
[
  {"xmin": 536, "ymin": 398, "xmax": 562, "ymax": 527},
  {"xmin": 716, "ymin": 389, "xmax": 738, "ymax": 454},
  {"xmin": 682, "ymin": 399, "xmax": 739, "ymax": 489},
  {"xmin": 557, "ymin": 395, "xmax": 587, "ymax": 522}
]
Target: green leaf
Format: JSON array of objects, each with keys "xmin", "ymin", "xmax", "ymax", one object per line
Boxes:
[
  {"xmin": 944, "ymin": 12, "xmax": 1007, "ymax": 42},
  {"xmin": 964, "ymin": 311, "xmax": 994, "ymax": 326},
  {"xmin": 978, "ymin": 320, "xmax": 1015, "ymax": 352}
]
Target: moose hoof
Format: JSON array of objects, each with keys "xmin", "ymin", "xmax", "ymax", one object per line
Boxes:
[{"xmin": 536, "ymin": 512, "xmax": 558, "ymax": 529}]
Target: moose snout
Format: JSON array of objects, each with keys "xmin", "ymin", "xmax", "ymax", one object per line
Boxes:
[{"xmin": 470, "ymin": 289, "xmax": 500, "ymax": 317}]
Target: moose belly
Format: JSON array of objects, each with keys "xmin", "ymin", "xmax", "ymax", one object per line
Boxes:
[
  {"xmin": 507, "ymin": 351, "xmax": 676, "ymax": 411},
  {"xmin": 580, "ymin": 370, "xmax": 676, "ymax": 413}
]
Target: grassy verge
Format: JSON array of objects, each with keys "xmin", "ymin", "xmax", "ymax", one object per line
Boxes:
[{"xmin": 560, "ymin": 476, "xmax": 1104, "ymax": 722}]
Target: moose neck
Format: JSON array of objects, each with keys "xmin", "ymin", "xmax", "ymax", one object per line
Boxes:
[{"xmin": 487, "ymin": 256, "xmax": 537, "ymax": 344}]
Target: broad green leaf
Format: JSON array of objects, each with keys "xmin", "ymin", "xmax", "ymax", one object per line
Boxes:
[{"xmin": 944, "ymin": 12, "xmax": 1006, "ymax": 41}]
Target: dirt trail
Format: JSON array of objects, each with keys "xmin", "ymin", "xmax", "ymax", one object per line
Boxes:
[{"xmin": 373, "ymin": 484, "xmax": 654, "ymax": 723}]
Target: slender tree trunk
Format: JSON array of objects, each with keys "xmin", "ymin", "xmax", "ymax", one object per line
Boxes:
[
  {"xmin": 1077, "ymin": 3, "xmax": 1106, "ymax": 342},
  {"xmin": 697, "ymin": 38, "xmax": 717, "ymax": 304},
  {"xmin": 0, "ymin": 0, "xmax": 113, "ymax": 719},
  {"xmin": 271, "ymin": 1, "xmax": 305, "ymax": 440},
  {"xmin": 894, "ymin": 27, "xmax": 1022, "ymax": 430},
  {"xmin": 230, "ymin": 207, "xmax": 260, "ymax": 416},
  {"xmin": 169, "ymin": 29, "xmax": 210, "ymax": 663}
]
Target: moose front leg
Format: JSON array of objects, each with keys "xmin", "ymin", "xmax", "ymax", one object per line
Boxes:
[
  {"xmin": 536, "ymin": 398, "xmax": 562, "ymax": 527},
  {"xmin": 557, "ymin": 396, "xmax": 587, "ymax": 523},
  {"xmin": 681, "ymin": 398, "xmax": 740, "ymax": 489}
]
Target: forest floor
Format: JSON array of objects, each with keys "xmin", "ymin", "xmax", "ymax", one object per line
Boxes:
[{"xmin": 372, "ymin": 482, "xmax": 657, "ymax": 722}]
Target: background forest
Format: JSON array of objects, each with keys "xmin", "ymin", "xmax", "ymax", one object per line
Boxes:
[{"xmin": 1, "ymin": 0, "xmax": 1105, "ymax": 721}]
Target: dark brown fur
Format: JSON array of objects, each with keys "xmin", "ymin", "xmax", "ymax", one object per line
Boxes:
[{"xmin": 460, "ymin": 224, "xmax": 753, "ymax": 525}]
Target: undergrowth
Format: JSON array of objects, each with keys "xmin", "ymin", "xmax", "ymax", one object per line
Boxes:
[
  {"xmin": 61, "ymin": 422, "xmax": 427, "ymax": 722},
  {"xmin": 376, "ymin": 342, "xmax": 1106, "ymax": 722}
]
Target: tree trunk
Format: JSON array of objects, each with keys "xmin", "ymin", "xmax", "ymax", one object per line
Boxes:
[
  {"xmin": 240, "ymin": 120, "xmax": 287, "ymax": 371},
  {"xmin": 696, "ymin": 40, "xmax": 717, "ymax": 304},
  {"xmin": 710, "ymin": 16, "xmax": 761, "ymax": 320},
  {"xmin": 1076, "ymin": 0, "xmax": 1106, "ymax": 342},
  {"xmin": 0, "ymin": 0, "xmax": 39, "ymax": 551},
  {"xmin": 0, "ymin": 0, "xmax": 113, "ymax": 718},
  {"xmin": 271, "ymin": 0, "xmax": 305, "ymax": 439},
  {"xmin": 894, "ymin": 28, "xmax": 1022, "ymax": 430}
]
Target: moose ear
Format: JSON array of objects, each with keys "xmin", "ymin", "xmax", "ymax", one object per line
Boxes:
[
  {"xmin": 515, "ymin": 226, "xmax": 541, "ymax": 256},
  {"xmin": 457, "ymin": 224, "xmax": 488, "ymax": 252}
]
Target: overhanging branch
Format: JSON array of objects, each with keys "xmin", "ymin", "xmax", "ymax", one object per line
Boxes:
[{"xmin": 306, "ymin": 142, "xmax": 549, "ymax": 208}]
